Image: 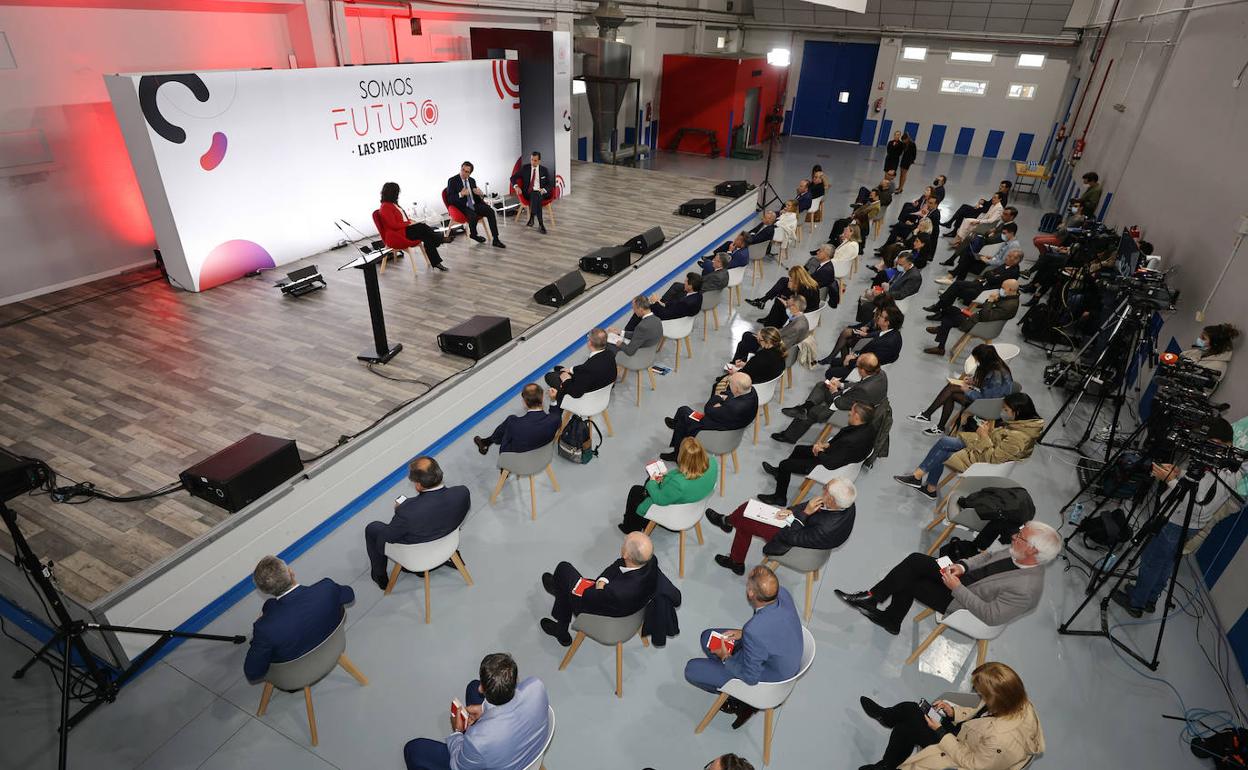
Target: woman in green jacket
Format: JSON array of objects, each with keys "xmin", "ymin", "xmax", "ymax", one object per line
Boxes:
[{"xmin": 619, "ymin": 437, "xmax": 718, "ymax": 532}]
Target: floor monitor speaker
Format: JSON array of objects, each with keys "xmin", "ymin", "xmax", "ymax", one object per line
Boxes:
[
  {"xmin": 714, "ymin": 180, "xmax": 750, "ymax": 197},
  {"xmin": 533, "ymin": 270, "xmax": 587, "ymax": 307},
  {"xmin": 180, "ymin": 434, "xmax": 303, "ymax": 513},
  {"xmin": 626, "ymin": 226, "xmax": 666, "ymax": 254},
  {"xmin": 578, "ymin": 245, "xmax": 632, "ymax": 276},
  {"xmin": 678, "ymin": 198, "xmax": 716, "ymax": 218},
  {"xmin": 438, "ymin": 315, "xmax": 512, "ymax": 360}
]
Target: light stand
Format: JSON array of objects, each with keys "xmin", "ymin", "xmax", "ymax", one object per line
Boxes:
[
  {"xmin": 3, "ymin": 499, "xmax": 243, "ymax": 770},
  {"xmin": 755, "ymin": 109, "xmax": 786, "ymax": 213}
]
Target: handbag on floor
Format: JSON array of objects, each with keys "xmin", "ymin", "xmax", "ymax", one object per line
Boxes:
[{"xmin": 557, "ymin": 415, "xmax": 602, "ymax": 464}]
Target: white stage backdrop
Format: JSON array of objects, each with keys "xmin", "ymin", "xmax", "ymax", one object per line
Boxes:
[{"xmin": 105, "ymin": 62, "xmax": 522, "ymax": 291}]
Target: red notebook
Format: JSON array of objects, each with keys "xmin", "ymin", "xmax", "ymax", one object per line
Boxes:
[
  {"xmin": 690, "ymin": 411, "xmax": 704, "ymax": 421},
  {"xmin": 571, "ymin": 577, "xmax": 596, "ymax": 597},
  {"xmin": 708, "ymin": 631, "xmax": 736, "ymax": 655},
  {"xmin": 450, "ymin": 698, "xmax": 465, "ymax": 721}
]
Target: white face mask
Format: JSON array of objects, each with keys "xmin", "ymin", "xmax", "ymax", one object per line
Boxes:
[{"xmin": 1194, "ymin": 337, "xmax": 1208, "ymax": 350}]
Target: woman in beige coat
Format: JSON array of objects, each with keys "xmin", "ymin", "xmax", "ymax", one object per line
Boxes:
[{"xmin": 858, "ymin": 661, "xmax": 1044, "ymax": 770}]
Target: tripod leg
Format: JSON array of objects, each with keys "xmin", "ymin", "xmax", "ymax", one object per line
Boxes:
[{"xmin": 13, "ymin": 629, "xmax": 66, "ymax": 679}]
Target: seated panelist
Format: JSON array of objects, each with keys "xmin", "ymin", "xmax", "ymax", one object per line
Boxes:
[
  {"xmin": 445, "ymin": 161, "xmax": 505, "ymax": 249},
  {"xmin": 377, "ymin": 182, "xmax": 447, "ymax": 271}
]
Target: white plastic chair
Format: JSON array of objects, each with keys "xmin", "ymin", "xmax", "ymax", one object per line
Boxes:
[
  {"xmin": 659, "ymin": 316, "xmax": 696, "ymax": 372},
  {"xmin": 948, "ymin": 318, "xmax": 1009, "ymax": 363},
  {"xmin": 698, "ymin": 427, "xmax": 748, "ymax": 497},
  {"xmin": 727, "ymin": 266, "xmax": 747, "ymax": 307},
  {"xmin": 906, "ymin": 607, "xmax": 1006, "ymax": 668},
  {"xmin": 963, "ymin": 342, "xmax": 1021, "ymax": 374},
  {"xmin": 617, "ymin": 344, "xmax": 660, "ymax": 407},
  {"xmin": 790, "ymin": 460, "xmax": 864, "ymax": 505},
  {"xmin": 832, "ymin": 256, "xmax": 854, "ymax": 297},
  {"xmin": 748, "ymin": 241, "xmax": 769, "ymax": 285},
  {"xmin": 752, "ymin": 373, "xmax": 783, "ymax": 445},
  {"xmin": 694, "ymin": 627, "xmax": 817, "ymax": 766},
  {"xmin": 490, "ymin": 441, "xmax": 559, "ymax": 520},
  {"xmin": 701, "ymin": 289, "xmax": 725, "ymax": 341},
  {"xmin": 383, "ymin": 530, "xmax": 473, "ymax": 622},
  {"xmin": 520, "ymin": 706, "xmax": 556, "ymax": 770},
  {"xmin": 558, "ymin": 606, "xmax": 649, "ymax": 697},
  {"xmin": 643, "ymin": 493, "xmax": 713, "ymax": 577},
  {"xmin": 560, "ymin": 383, "xmax": 613, "ymax": 436},
  {"xmin": 805, "ymin": 305, "xmax": 823, "ymax": 332},
  {"xmin": 925, "ymin": 474, "xmax": 1023, "ymax": 555}
]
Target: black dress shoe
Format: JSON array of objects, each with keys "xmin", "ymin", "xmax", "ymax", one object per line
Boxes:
[
  {"xmin": 433, "ymin": 263, "xmax": 449, "ymax": 272},
  {"xmin": 835, "ymin": 589, "xmax": 877, "ymax": 609},
  {"xmin": 540, "ymin": 618, "xmax": 573, "ymax": 646},
  {"xmin": 757, "ymin": 492, "xmax": 787, "ymax": 506},
  {"xmin": 1019, "ymin": 283, "xmax": 1037, "ymax": 294},
  {"xmin": 922, "ymin": 304, "xmax": 939, "ymax": 312},
  {"xmin": 720, "ymin": 697, "xmax": 740, "ymax": 714},
  {"xmin": 925, "ymin": 326, "xmax": 939, "ymax": 334},
  {"xmin": 472, "ymin": 436, "xmax": 490, "ymax": 455},
  {"xmin": 731, "ymin": 703, "xmax": 759, "ymax": 729},
  {"xmin": 923, "ymin": 346, "xmax": 946, "ymax": 356},
  {"xmin": 714, "ymin": 554, "xmax": 745, "ymax": 575},
  {"xmin": 939, "ymin": 258, "xmax": 956, "ymax": 267},
  {"xmin": 1110, "ymin": 589, "xmax": 1143, "ymax": 618},
  {"xmin": 539, "ymin": 225, "xmax": 548, "ymax": 234},
  {"xmin": 470, "ymin": 234, "xmax": 487, "ymax": 243},
  {"xmin": 771, "ymin": 431, "xmax": 797, "ymax": 444},
  {"xmin": 859, "ymin": 696, "xmax": 889, "ymax": 725},
  {"xmin": 781, "ymin": 405, "xmax": 808, "ymax": 419},
  {"xmin": 761, "ymin": 462, "xmax": 781, "ymax": 477},
  {"xmin": 705, "ymin": 509, "xmax": 733, "ymax": 533},
  {"xmin": 862, "ymin": 606, "xmax": 901, "ymax": 635},
  {"xmin": 664, "ymin": 417, "xmax": 676, "ymax": 429},
  {"xmin": 1023, "ymin": 298, "xmax": 1039, "ymax": 308},
  {"xmin": 542, "ymin": 572, "xmax": 557, "ymax": 596},
  {"xmin": 925, "ymin": 313, "xmax": 942, "ymax": 321},
  {"xmin": 659, "ymin": 450, "xmax": 677, "ymax": 462},
  {"xmin": 745, "ymin": 298, "xmax": 766, "ymax": 309},
  {"xmin": 492, "ymin": 240, "xmax": 506, "ymax": 249},
  {"xmin": 372, "ymin": 573, "xmax": 389, "ymax": 591},
  {"xmin": 526, "ymin": 218, "xmax": 534, "ymax": 228}
]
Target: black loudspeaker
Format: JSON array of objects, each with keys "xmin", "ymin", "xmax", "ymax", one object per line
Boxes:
[
  {"xmin": 180, "ymin": 434, "xmax": 304, "ymax": 513},
  {"xmin": 626, "ymin": 226, "xmax": 666, "ymax": 254},
  {"xmin": 533, "ymin": 270, "xmax": 586, "ymax": 307},
  {"xmin": 438, "ymin": 315, "xmax": 512, "ymax": 359},
  {"xmin": 679, "ymin": 198, "xmax": 716, "ymax": 218},
  {"xmin": 578, "ymin": 245, "xmax": 632, "ymax": 276},
  {"xmin": 714, "ymin": 180, "xmax": 749, "ymax": 197}
]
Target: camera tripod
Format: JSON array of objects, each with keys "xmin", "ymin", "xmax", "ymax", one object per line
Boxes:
[
  {"xmin": 2, "ymin": 501, "xmax": 244, "ymax": 770},
  {"xmin": 755, "ymin": 111, "xmax": 786, "ymax": 213},
  {"xmin": 1057, "ymin": 463, "xmax": 1213, "ymax": 670}
]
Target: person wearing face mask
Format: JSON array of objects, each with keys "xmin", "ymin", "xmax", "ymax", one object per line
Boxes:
[
  {"xmin": 1180, "ymin": 324, "xmax": 1238, "ymax": 384},
  {"xmin": 836, "ymin": 520, "xmax": 1060, "ymax": 636}
]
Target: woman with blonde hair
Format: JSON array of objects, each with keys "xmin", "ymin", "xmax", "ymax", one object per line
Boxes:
[
  {"xmin": 757, "ymin": 265, "xmax": 821, "ymax": 327},
  {"xmin": 858, "ymin": 661, "xmax": 1044, "ymax": 769},
  {"xmin": 773, "ymin": 200, "xmax": 800, "ymax": 261},
  {"xmin": 618, "ymin": 437, "xmax": 718, "ymax": 532}
]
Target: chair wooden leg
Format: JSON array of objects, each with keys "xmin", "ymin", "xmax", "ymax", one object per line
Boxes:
[
  {"xmin": 559, "ymin": 631, "xmax": 587, "ymax": 670},
  {"xmin": 337, "ymin": 654, "xmax": 369, "ymax": 686},
  {"xmin": 647, "ymin": 368, "xmax": 657, "ymax": 390},
  {"xmin": 713, "ymin": 308, "xmax": 720, "ymax": 330},
  {"xmin": 694, "ymin": 521, "xmax": 705, "ymax": 545},
  {"xmin": 924, "ymin": 508, "xmax": 946, "ymax": 530},
  {"xmin": 674, "ymin": 339, "xmax": 681, "ymax": 372},
  {"xmin": 615, "ymin": 642, "xmax": 624, "ymax": 698},
  {"xmin": 905, "ymin": 623, "xmax": 949, "ymax": 665},
  {"xmin": 695, "ymin": 693, "xmax": 730, "ymax": 733},
  {"xmin": 529, "ymin": 475, "xmax": 537, "ymax": 521},
  {"xmin": 644, "ymin": 521, "xmax": 657, "ymax": 535},
  {"xmin": 948, "ymin": 333, "xmax": 971, "ymax": 362},
  {"xmin": 678, "ymin": 530, "xmax": 686, "ymax": 578},
  {"xmin": 545, "ymin": 464, "xmax": 559, "ymax": 493},
  {"xmin": 256, "ymin": 682, "xmax": 274, "ymax": 716},
  {"xmin": 601, "ymin": 409, "xmax": 614, "ymax": 436},
  {"xmin": 635, "ymin": 370, "xmax": 642, "ymax": 407},
  {"xmin": 763, "ymin": 403, "xmax": 770, "ymax": 426},
  {"xmin": 763, "ymin": 708, "xmax": 775, "ymax": 766},
  {"xmin": 489, "ymin": 470, "xmax": 509, "ymax": 504},
  {"xmin": 423, "ymin": 570, "xmax": 432, "ymax": 624},
  {"xmin": 778, "ymin": 375, "xmax": 785, "ymax": 405},
  {"xmin": 976, "ymin": 638, "xmax": 989, "ymax": 667},
  {"xmin": 791, "ymin": 478, "xmax": 814, "ymax": 507},
  {"xmin": 718, "ymin": 457, "xmax": 726, "ymax": 497},
  {"xmin": 926, "ymin": 524, "xmax": 956, "ymax": 555},
  {"xmin": 812, "ymin": 568, "xmax": 819, "ymax": 580},
  {"xmin": 703, "ymin": 312, "xmax": 709, "ymax": 342},
  {"xmin": 616, "ymin": 366, "xmax": 626, "ymax": 384},
  {"xmin": 787, "ymin": 366, "xmax": 793, "ymax": 388},
  {"xmin": 384, "ymin": 564, "xmax": 401, "ymax": 595},
  {"xmin": 754, "ymin": 417, "xmax": 760, "ymax": 445},
  {"xmin": 914, "ymin": 607, "xmax": 935, "ymax": 623},
  {"xmin": 804, "ymin": 571, "xmax": 814, "ymax": 621},
  {"xmin": 730, "ymin": 450, "xmax": 739, "ymax": 474},
  {"xmin": 815, "ymin": 424, "xmax": 834, "ymax": 444},
  {"xmin": 304, "ymin": 687, "xmax": 319, "ymax": 746},
  {"xmin": 450, "ymin": 551, "xmax": 474, "ymax": 585}
]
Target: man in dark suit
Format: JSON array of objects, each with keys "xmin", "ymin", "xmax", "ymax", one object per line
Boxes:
[
  {"xmin": 773, "ymin": 354, "xmax": 888, "ymax": 443},
  {"xmin": 512, "ymin": 150, "xmax": 553, "ymax": 234},
  {"xmin": 539, "ymin": 532, "xmax": 660, "ymax": 646},
  {"xmin": 757, "ymin": 402, "xmax": 876, "ymax": 504},
  {"xmin": 445, "ymin": 161, "xmax": 505, "ymax": 249},
  {"xmin": 612, "ymin": 296, "xmax": 663, "ymax": 356},
  {"xmin": 924, "ymin": 250, "xmax": 1023, "ymax": 316},
  {"xmin": 364, "ymin": 457, "xmax": 471, "ymax": 590},
  {"xmin": 652, "ymin": 273, "xmax": 704, "ymax": 319},
  {"xmin": 931, "ymin": 175, "xmax": 948, "ymax": 204},
  {"xmin": 661, "ymin": 372, "xmax": 757, "ymax": 461},
  {"xmin": 705, "ymin": 478, "xmax": 858, "ymax": 574},
  {"xmin": 543, "ymin": 328, "xmax": 616, "ymax": 406},
  {"xmin": 939, "ymin": 206, "xmax": 1017, "ymax": 268},
  {"xmin": 879, "ymin": 253, "xmax": 922, "ymax": 300},
  {"xmin": 702, "ymin": 233, "xmax": 750, "ymax": 271},
  {"xmin": 473, "ymin": 383, "xmax": 561, "ymax": 456},
  {"xmin": 244, "ymin": 556, "xmax": 355, "ymax": 682},
  {"xmin": 795, "ymin": 179, "xmax": 812, "ymax": 213},
  {"xmin": 822, "ymin": 305, "xmax": 903, "ymax": 380},
  {"xmin": 925, "ymin": 280, "xmax": 1021, "ymax": 355}
]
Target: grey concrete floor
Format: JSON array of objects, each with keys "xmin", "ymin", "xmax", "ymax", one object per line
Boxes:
[{"xmin": 2, "ymin": 137, "xmax": 1242, "ymax": 770}]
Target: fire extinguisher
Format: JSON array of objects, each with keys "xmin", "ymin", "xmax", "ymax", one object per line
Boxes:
[
  {"xmin": 1071, "ymin": 138, "xmax": 1085, "ymax": 160},
  {"xmin": 873, "ymin": 98, "xmax": 884, "ymax": 114},
  {"xmin": 1056, "ymin": 124, "xmax": 1066, "ymax": 142}
]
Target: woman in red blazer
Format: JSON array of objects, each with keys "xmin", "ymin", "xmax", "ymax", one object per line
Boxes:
[{"xmin": 377, "ymin": 182, "xmax": 447, "ymax": 271}]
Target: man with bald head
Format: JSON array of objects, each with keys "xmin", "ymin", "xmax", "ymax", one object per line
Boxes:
[
  {"xmin": 924, "ymin": 279, "xmax": 1020, "ymax": 356},
  {"xmin": 923, "ymin": 249, "xmax": 1023, "ymax": 318},
  {"xmin": 684, "ymin": 565, "xmax": 803, "ymax": 728},
  {"xmin": 660, "ymin": 371, "xmax": 758, "ymax": 461},
  {"xmin": 539, "ymin": 532, "xmax": 659, "ymax": 647}
]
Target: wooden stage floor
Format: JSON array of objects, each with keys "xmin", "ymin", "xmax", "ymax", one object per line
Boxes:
[{"xmin": 0, "ymin": 161, "xmax": 734, "ymax": 605}]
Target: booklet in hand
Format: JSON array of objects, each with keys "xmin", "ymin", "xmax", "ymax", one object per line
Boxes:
[
  {"xmin": 689, "ymin": 411, "xmax": 704, "ymax": 421},
  {"xmin": 571, "ymin": 577, "xmax": 596, "ymax": 597},
  {"xmin": 645, "ymin": 459, "xmax": 668, "ymax": 480},
  {"xmin": 708, "ymin": 630, "xmax": 736, "ymax": 655},
  {"xmin": 450, "ymin": 698, "xmax": 465, "ymax": 721}
]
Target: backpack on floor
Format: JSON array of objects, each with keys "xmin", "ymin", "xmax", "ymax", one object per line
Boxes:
[
  {"xmin": 1075, "ymin": 507, "xmax": 1132, "ymax": 551},
  {"xmin": 1038, "ymin": 212, "xmax": 1063, "ymax": 233},
  {"xmin": 557, "ymin": 415, "xmax": 602, "ymax": 464}
]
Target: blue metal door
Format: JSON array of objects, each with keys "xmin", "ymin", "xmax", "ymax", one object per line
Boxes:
[{"xmin": 791, "ymin": 41, "xmax": 880, "ymax": 142}]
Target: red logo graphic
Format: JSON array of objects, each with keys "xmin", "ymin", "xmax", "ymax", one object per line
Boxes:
[
  {"xmin": 420, "ymin": 99, "xmax": 439, "ymax": 125},
  {"xmin": 554, "ymin": 174, "xmax": 566, "ymax": 198},
  {"xmin": 491, "ymin": 60, "xmax": 521, "ymax": 110}
]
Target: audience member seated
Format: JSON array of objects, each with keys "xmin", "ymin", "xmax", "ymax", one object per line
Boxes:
[
  {"xmin": 473, "ymin": 384, "xmax": 561, "ymax": 456},
  {"xmin": 809, "ymin": 164, "xmax": 827, "ymax": 199},
  {"xmin": 653, "ymin": 273, "xmax": 705, "ymax": 319},
  {"xmin": 659, "ymin": 374, "xmax": 758, "ymax": 461},
  {"xmin": 866, "ymin": 252, "xmax": 925, "ymax": 298},
  {"xmin": 733, "ymin": 296, "xmax": 808, "ymax": 362},
  {"xmin": 377, "ymin": 182, "xmax": 447, "ymax": 271},
  {"xmin": 684, "ymin": 566, "xmax": 803, "ymax": 728},
  {"xmin": 774, "ymin": 200, "xmax": 800, "ymax": 251},
  {"xmin": 836, "ymin": 521, "xmax": 1060, "ymax": 635},
  {"xmin": 830, "ymin": 294, "xmax": 896, "ymax": 361},
  {"xmin": 539, "ymin": 532, "xmax": 659, "ymax": 644},
  {"xmin": 937, "ymin": 223, "xmax": 1020, "ymax": 283},
  {"xmin": 923, "ymin": 281, "xmax": 1020, "ymax": 357},
  {"xmin": 854, "ymin": 169, "xmax": 896, "ymax": 208},
  {"xmin": 403, "ymin": 653, "xmax": 550, "ymax": 770},
  {"xmin": 620, "ymin": 437, "xmax": 719, "ymax": 533},
  {"xmin": 750, "ymin": 265, "xmax": 821, "ymax": 327},
  {"xmin": 857, "ymin": 661, "xmax": 1044, "ymax": 770},
  {"xmin": 950, "ymin": 192, "xmax": 1003, "ymax": 246},
  {"xmin": 364, "ymin": 457, "xmax": 470, "ymax": 590},
  {"xmin": 938, "ymin": 207, "xmax": 1018, "ymax": 268},
  {"xmin": 699, "ymin": 254, "xmax": 731, "ymax": 294},
  {"xmin": 893, "ymin": 393, "xmax": 1043, "ymax": 500},
  {"xmin": 833, "ymin": 224, "xmax": 862, "ymax": 270},
  {"xmin": 757, "ymin": 403, "xmax": 876, "ymax": 504},
  {"xmin": 243, "ymin": 556, "xmax": 355, "ymax": 682},
  {"xmin": 699, "ymin": 754, "xmax": 755, "ymax": 770},
  {"xmin": 445, "ymin": 161, "xmax": 505, "ymax": 249},
  {"xmin": 1073, "ymin": 171, "xmax": 1102, "ymax": 217},
  {"xmin": 827, "ymin": 305, "xmax": 904, "ymax": 380},
  {"xmin": 611, "ymin": 296, "xmax": 663, "ymax": 358},
  {"xmin": 942, "ymin": 180, "xmax": 1012, "ymax": 235},
  {"xmin": 893, "ymin": 184, "xmax": 934, "ymax": 222},
  {"xmin": 908, "ymin": 344, "xmax": 1014, "ymax": 433},
  {"xmin": 923, "ymin": 251, "xmax": 1022, "ymax": 317},
  {"xmin": 795, "ymin": 179, "xmax": 812, "ymax": 213},
  {"xmin": 702, "ymin": 232, "xmax": 750, "ymax": 271},
  {"xmin": 823, "ymin": 193, "xmax": 880, "ymax": 250},
  {"xmin": 1179, "ymin": 323, "xmax": 1238, "ymax": 384},
  {"xmin": 543, "ymin": 328, "xmax": 617, "ymax": 406},
  {"xmin": 719, "ymin": 327, "xmax": 787, "ymax": 395},
  {"xmin": 773, "ymin": 354, "xmax": 888, "ymax": 444},
  {"xmin": 931, "ymin": 174, "xmax": 947, "ymax": 203},
  {"xmin": 706, "ymin": 478, "xmax": 857, "ymax": 574},
  {"xmin": 875, "ymin": 228, "xmax": 931, "ymax": 271}
]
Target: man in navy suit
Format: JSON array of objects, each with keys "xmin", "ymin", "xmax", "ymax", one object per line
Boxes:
[
  {"xmin": 364, "ymin": 457, "xmax": 471, "ymax": 591},
  {"xmin": 700, "ymin": 232, "xmax": 750, "ymax": 272},
  {"xmin": 660, "ymin": 372, "xmax": 758, "ymax": 461},
  {"xmin": 446, "ymin": 161, "xmax": 505, "ymax": 249},
  {"xmin": 244, "ymin": 556, "xmax": 355, "ymax": 682},
  {"xmin": 538, "ymin": 532, "xmax": 660, "ymax": 646},
  {"xmin": 511, "ymin": 150, "xmax": 553, "ymax": 234},
  {"xmin": 684, "ymin": 565, "xmax": 803, "ymax": 728},
  {"xmin": 652, "ymin": 273, "xmax": 704, "ymax": 320},
  {"xmin": 543, "ymin": 328, "xmax": 617, "ymax": 406},
  {"xmin": 795, "ymin": 179, "xmax": 813, "ymax": 213},
  {"xmin": 820, "ymin": 305, "xmax": 902, "ymax": 380},
  {"xmin": 473, "ymin": 384, "xmax": 561, "ymax": 456}
]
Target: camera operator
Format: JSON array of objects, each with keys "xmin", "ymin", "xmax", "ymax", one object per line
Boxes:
[
  {"xmin": 1111, "ymin": 418, "xmax": 1240, "ymax": 618},
  {"xmin": 1019, "ymin": 221, "xmax": 1117, "ymax": 301},
  {"xmin": 1180, "ymin": 323, "xmax": 1239, "ymax": 387}
]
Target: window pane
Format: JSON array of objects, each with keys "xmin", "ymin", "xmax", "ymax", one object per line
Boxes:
[
  {"xmin": 950, "ymin": 50, "xmax": 994, "ymax": 64},
  {"xmin": 902, "ymin": 46, "xmax": 927, "ymax": 61},
  {"xmin": 1007, "ymin": 83, "xmax": 1037, "ymax": 99},
  {"xmin": 940, "ymin": 78, "xmax": 988, "ymax": 95},
  {"xmin": 895, "ymin": 76, "xmax": 921, "ymax": 91},
  {"xmin": 1017, "ymin": 53, "xmax": 1046, "ymax": 68}
]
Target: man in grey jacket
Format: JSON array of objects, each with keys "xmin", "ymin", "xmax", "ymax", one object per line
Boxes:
[
  {"xmin": 835, "ymin": 521, "xmax": 1059, "ymax": 635},
  {"xmin": 773, "ymin": 353, "xmax": 887, "ymax": 443},
  {"xmin": 730, "ymin": 296, "xmax": 809, "ymax": 362},
  {"xmin": 612, "ymin": 296, "xmax": 663, "ymax": 357},
  {"xmin": 700, "ymin": 253, "xmax": 731, "ymax": 294}
]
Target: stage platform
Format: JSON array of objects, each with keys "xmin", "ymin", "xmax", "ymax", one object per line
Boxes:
[{"xmin": 0, "ymin": 160, "xmax": 754, "ymax": 658}]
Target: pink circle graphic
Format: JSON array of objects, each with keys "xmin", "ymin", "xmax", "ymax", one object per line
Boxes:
[
  {"xmin": 420, "ymin": 99, "xmax": 439, "ymax": 125},
  {"xmin": 199, "ymin": 132, "xmax": 228, "ymax": 171},
  {"xmin": 198, "ymin": 239, "xmax": 275, "ymax": 290}
]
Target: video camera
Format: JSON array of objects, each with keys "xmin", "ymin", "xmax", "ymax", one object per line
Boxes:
[
  {"xmin": 1167, "ymin": 424, "xmax": 1248, "ymax": 473},
  {"xmin": 1154, "ymin": 351, "xmax": 1221, "ymax": 392}
]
